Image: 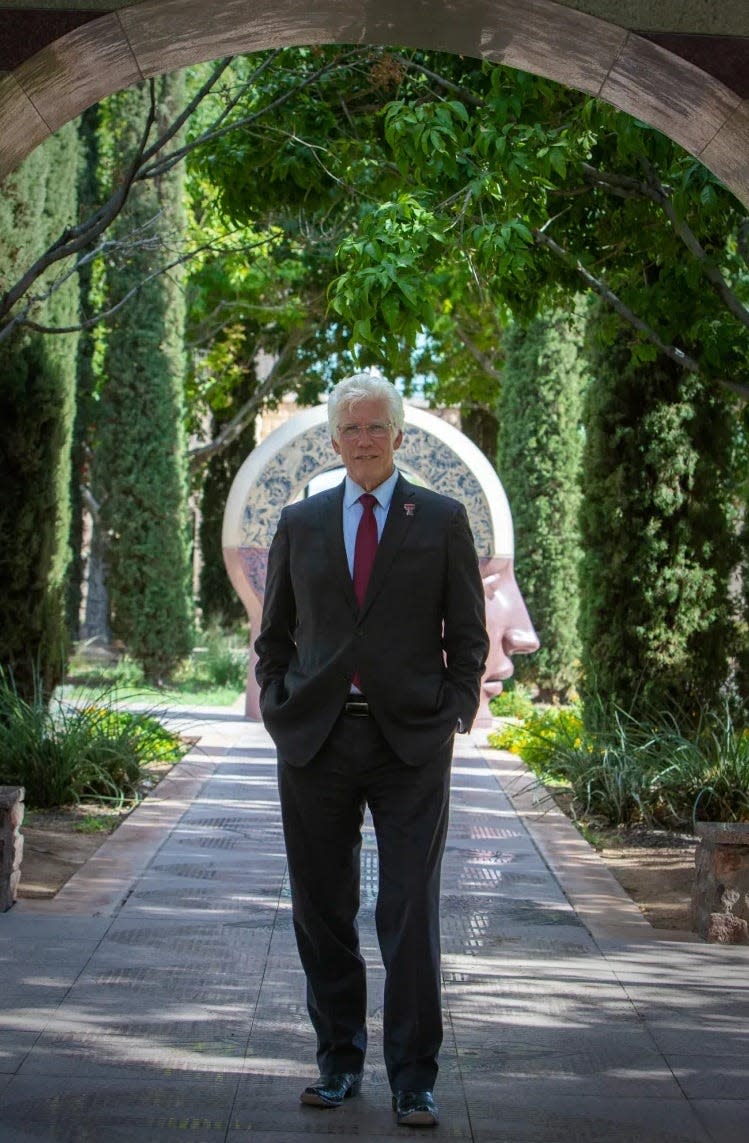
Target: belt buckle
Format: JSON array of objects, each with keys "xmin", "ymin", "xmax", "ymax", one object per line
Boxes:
[{"xmin": 345, "ymin": 698, "xmax": 369, "ymax": 717}]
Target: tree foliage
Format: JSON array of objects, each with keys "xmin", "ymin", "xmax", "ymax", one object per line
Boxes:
[
  {"xmin": 93, "ymin": 76, "xmax": 193, "ymax": 683},
  {"xmin": 498, "ymin": 304, "xmax": 587, "ymax": 700},
  {"xmin": 579, "ymin": 307, "xmax": 741, "ymax": 720},
  {"xmin": 197, "ymin": 377, "xmax": 256, "ymax": 628},
  {"xmin": 2, "ymin": 46, "xmax": 747, "ymax": 712},
  {"xmin": 0, "ymin": 123, "xmax": 81, "ymax": 700},
  {"xmin": 195, "ymin": 47, "xmax": 749, "ymax": 399}
]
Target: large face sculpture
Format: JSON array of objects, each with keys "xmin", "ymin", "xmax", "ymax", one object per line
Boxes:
[
  {"xmin": 479, "ymin": 556, "xmax": 539, "ymax": 719},
  {"xmin": 222, "ymin": 402, "xmax": 539, "ymax": 726}
]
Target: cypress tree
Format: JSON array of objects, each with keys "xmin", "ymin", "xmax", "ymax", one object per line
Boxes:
[
  {"xmin": 0, "ymin": 123, "xmax": 81, "ymax": 700},
  {"xmin": 198, "ymin": 414, "xmax": 256, "ymax": 630},
  {"xmin": 66, "ymin": 107, "xmax": 101, "ymax": 643},
  {"xmin": 579, "ymin": 309, "xmax": 739, "ymax": 721},
  {"xmin": 95, "ymin": 75, "xmax": 193, "ymax": 683},
  {"xmin": 497, "ymin": 306, "xmax": 586, "ymax": 701}
]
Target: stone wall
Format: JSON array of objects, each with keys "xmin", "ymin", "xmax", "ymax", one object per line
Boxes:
[
  {"xmin": 0, "ymin": 786, "xmax": 25, "ymax": 911},
  {"xmin": 691, "ymin": 822, "xmax": 749, "ymax": 944}
]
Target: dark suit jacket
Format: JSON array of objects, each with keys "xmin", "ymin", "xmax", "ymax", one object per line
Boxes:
[{"xmin": 254, "ymin": 472, "xmax": 489, "ymax": 767}]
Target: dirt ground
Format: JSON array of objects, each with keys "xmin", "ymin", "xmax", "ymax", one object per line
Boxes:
[
  {"xmin": 584, "ymin": 824, "xmax": 697, "ymax": 931},
  {"xmin": 17, "ymin": 804, "xmax": 131, "ymax": 899},
  {"xmin": 16, "ymin": 795, "xmax": 699, "ymax": 932},
  {"xmin": 16, "ymin": 757, "xmax": 177, "ymax": 900}
]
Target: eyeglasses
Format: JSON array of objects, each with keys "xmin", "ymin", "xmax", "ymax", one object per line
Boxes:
[{"xmin": 338, "ymin": 421, "xmax": 392, "ymax": 440}]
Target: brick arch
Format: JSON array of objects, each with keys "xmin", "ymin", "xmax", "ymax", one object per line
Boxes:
[{"xmin": 1, "ymin": 0, "xmax": 747, "ymax": 208}]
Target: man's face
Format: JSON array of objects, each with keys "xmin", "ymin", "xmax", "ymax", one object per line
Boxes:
[{"xmin": 332, "ymin": 396, "xmax": 403, "ymax": 491}]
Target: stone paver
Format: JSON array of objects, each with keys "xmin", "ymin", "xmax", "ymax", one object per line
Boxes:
[{"xmin": 1, "ymin": 710, "xmax": 748, "ymax": 1141}]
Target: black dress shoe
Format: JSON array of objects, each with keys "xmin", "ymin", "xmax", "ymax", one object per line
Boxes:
[
  {"xmin": 392, "ymin": 1090, "xmax": 439, "ymax": 1126},
  {"xmin": 300, "ymin": 1071, "xmax": 363, "ymax": 1108}
]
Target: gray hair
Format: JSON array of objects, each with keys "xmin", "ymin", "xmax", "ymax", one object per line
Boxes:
[{"xmin": 327, "ymin": 373, "xmax": 405, "ymax": 439}]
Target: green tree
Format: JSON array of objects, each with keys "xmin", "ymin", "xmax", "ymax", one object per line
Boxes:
[
  {"xmin": 579, "ymin": 307, "xmax": 740, "ymax": 719},
  {"xmin": 94, "ymin": 75, "xmax": 193, "ymax": 683},
  {"xmin": 197, "ymin": 381, "xmax": 256, "ymax": 628},
  {"xmin": 192, "ymin": 47, "xmax": 748, "ymax": 398},
  {"xmin": 66, "ymin": 107, "xmax": 102, "ymax": 643},
  {"xmin": 0, "ymin": 123, "xmax": 81, "ymax": 700},
  {"xmin": 498, "ymin": 305, "xmax": 587, "ymax": 700}
]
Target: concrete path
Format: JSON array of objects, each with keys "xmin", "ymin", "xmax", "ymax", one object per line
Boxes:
[{"xmin": 1, "ymin": 709, "xmax": 748, "ymax": 1142}]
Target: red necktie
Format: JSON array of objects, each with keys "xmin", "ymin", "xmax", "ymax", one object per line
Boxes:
[{"xmin": 353, "ymin": 493, "xmax": 378, "ymax": 607}]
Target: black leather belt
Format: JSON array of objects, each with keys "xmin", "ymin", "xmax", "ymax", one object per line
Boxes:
[{"xmin": 344, "ymin": 696, "xmax": 370, "ymax": 717}]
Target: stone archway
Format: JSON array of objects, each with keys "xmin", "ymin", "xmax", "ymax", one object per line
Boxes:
[
  {"xmin": 223, "ymin": 402, "xmax": 538, "ymax": 724},
  {"xmin": 0, "ymin": 2, "xmax": 747, "ymax": 208}
]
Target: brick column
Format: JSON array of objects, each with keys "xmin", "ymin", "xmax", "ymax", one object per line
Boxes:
[
  {"xmin": 691, "ymin": 822, "xmax": 749, "ymax": 943},
  {"xmin": 0, "ymin": 786, "xmax": 25, "ymax": 912}
]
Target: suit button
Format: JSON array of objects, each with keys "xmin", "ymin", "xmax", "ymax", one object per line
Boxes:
[{"xmin": 356, "ymin": 627, "xmax": 364, "ymax": 637}]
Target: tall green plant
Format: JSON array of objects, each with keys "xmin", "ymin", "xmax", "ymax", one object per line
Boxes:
[
  {"xmin": 493, "ymin": 698, "xmax": 749, "ymax": 827},
  {"xmin": 497, "ymin": 305, "xmax": 587, "ymax": 700},
  {"xmin": 197, "ymin": 379, "xmax": 256, "ymax": 629},
  {"xmin": 66, "ymin": 106, "xmax": 102, "ymax": 643},
  {"xmin": 94, "ymin": 76, "xmax": 193, "ymax": 683},
  {"xmin": 0, "ymin": 670, "xmax": 187, "ymax": 808},
  {"xmin": 0, "ymin": 123, "xmax": 81, "ymax": 700},
  {"xmin": 579, "ymin": 309, "xmax": 740, "ymax": 720}
]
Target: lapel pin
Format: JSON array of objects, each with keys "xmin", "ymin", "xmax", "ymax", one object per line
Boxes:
[{"xmin": 404, "ymin": 502, "xmax": 415, "ymax": 516}]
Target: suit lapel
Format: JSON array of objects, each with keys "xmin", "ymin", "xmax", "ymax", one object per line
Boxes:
[
  {"xmin": 319, "ymin": 482, "xmax": 359, "ymax": 613},
  {"xmin": 360, "ymin": 474, "xmax": 417, "ymax": 616}
]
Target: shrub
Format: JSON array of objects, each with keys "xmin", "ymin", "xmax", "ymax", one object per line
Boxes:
[
  {"xmin": 489, "ymin": 695, "xmax": 749, "ymax": 828},
  {"xmin": 489, "ymin": 683, "xmax": 535, "ymax": 720},
  {"xmin": 488, "ymin": 705, "xmax": 585, "ymax": 784},
  {"xmin": 0, "ymin": 671, "xmax": 187, "ymax": 808},
  {"xmin": 66, "ymin": 651, "xmax": 144, "ymax": 689},
  {"xmin": 179, "ymin": 626, "xmax": 249, "ymax": 691}
]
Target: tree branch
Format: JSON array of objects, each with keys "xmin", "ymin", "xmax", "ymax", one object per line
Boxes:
[
  {"xmin": 392, "ymin": 53, "xmax": 484, "ymax": 108},
  {"xmin": 532, "ymin": 224, "xmax": 749, "ymax": 400},
  {"xmin": 188, "ymin": 326, "xmax": 317, "ymax": 471},
  {"xmin": 141, "ymin": 49, "xmax": 365, "ymax": 181},
  {"xmin": 0, "ymin": 50, "xmax": 368, "ymax": 338},
  {"xmin": 581, "ymin": 162, "xmax": 654, "ymax": 201},
  {"xmin": 642, "ymin": 159, "xmax": 749, "ymax": 332},
  {"xmin": 582, "ymin": 160, "xmax": 749, "ymax": 333},
  {"xmin": 452, "ymin": 323, "xmax": 504, "ymax": 382},
  {"xmin": 740, "ymin": 219, "xmax": 749, "ymax": 270},
  {"xmin": 3, "ymin": 221, "xmax": 282, "ymax": 342},
  {"xmin": 0, "ymin": 83, "xmax": 158, "ymax": 326},
  {"xmin": 9, "ymin": 235, "xmax": 238, "ymax": 336}
]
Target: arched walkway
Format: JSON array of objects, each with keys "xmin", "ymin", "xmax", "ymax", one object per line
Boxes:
[
  {"xmin": 3, "ymin": 706, "xmax": 746, "ymax": 1140},
  {"xmin": 1, "ymin": 1, "xmax": 747, "ymax": 207}
]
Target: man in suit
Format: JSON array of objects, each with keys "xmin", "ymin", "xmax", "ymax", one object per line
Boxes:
[{"xmin": 254, "ymin": 373, "xmax": 489, "ymax": 1127}]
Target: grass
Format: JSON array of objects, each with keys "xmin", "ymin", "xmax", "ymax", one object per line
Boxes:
[
  {"xmin": 574, "ymin": 820, "xmax": 609, "ymax": 850},
  {"xmin": 59, "ymin": 681, "xmax": 243, "ymax": 707},
  {"xmin": 65, "ymin": 626, "xmax": 249, "ymax": 707},
  {"xmin": 0, "ymin": 671, "xmax": 189, "ymax": 810},
  {"xmin": 73, "ymin": 814, "xmax": 113, "ymax": 834}
]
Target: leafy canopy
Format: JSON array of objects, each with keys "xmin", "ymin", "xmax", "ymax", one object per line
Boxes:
[{"xmin": 192, "ymin": 46, "xmax": 749, "ymax": 393}]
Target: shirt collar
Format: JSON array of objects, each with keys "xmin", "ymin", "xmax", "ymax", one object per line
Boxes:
[{"xmin": 343, "ymin": 467, "xmax": 399, "ymax": 510}]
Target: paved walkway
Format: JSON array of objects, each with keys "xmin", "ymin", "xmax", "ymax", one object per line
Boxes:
[{"xmin": 2, "ymin": 709, "xmax": 748, "ymax": 1142}]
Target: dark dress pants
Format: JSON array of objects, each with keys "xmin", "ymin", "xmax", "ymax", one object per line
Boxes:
[{"xmin": 277, "ymin": 708, "xmax": 452, "ymax": 1092}]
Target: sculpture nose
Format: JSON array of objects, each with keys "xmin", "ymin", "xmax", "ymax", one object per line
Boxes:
[{"xmin": 503, "ymin": 627, "xmax": 540, "ymax": 655}]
